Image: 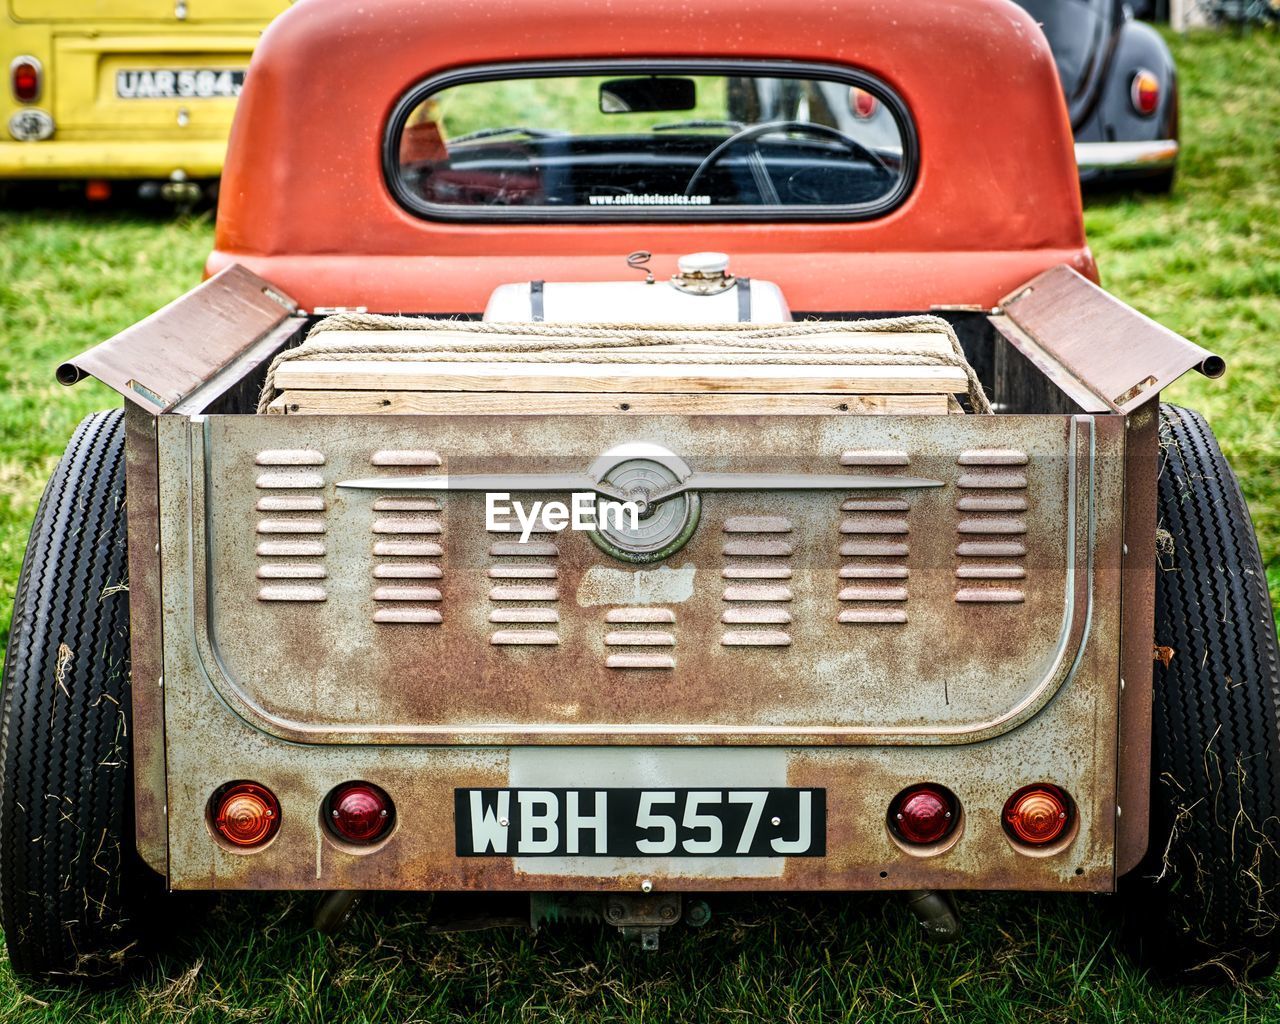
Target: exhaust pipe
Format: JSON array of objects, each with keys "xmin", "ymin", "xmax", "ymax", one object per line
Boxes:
[
  {"xmin": 313, "ymin": 890, "xmax": 360, "ymax": 935},
  {"xmin": 904, "ymin": 889, "xmax": 960, "ymax": 943}
]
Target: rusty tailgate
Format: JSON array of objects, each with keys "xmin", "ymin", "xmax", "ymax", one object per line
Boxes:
[{"xmin": 165, "ymin": 411, "xmax": 1120, "ymax": 747}]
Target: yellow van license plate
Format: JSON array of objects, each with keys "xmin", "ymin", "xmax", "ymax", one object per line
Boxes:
[{"xmin": 115, "ymin": 69, "xmax": 245, "ymax": 99}]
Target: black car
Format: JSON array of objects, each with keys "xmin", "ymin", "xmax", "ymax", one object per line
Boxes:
[{"xmin": 1015, "ymin": 0, "xmax": 1179, "ymax": 191}]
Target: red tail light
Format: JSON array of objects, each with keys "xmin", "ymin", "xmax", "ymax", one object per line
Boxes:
[
  {"xmin": 1002, "ymin": 784, "xmax": 1073, "ymax": 846},
  {"xmin": 211, "ymin": 782, "xmax": 280, "ymax": 848},
  {"xmin": 888, "ymin": 784, "xmax": 959, "ymax": 845},
  {"xmin": 325, "ymin": 782, "xmax": 394, "ymax": 844},
  {"xmin": 1130, "ymin": 69, "xmax": 1159, "ymax": 117},
  {"xmin": 10, "ymin": 56, "xmax": 41, "ymax": 103},
  {"xmin": 850, "ymin": 87, "xmax": 879, "ymax": 120}
]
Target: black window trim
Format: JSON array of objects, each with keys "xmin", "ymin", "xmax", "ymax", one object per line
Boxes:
[{"xmin": 383, "ymin": 58, "xmax": 920, "ymax": 224}]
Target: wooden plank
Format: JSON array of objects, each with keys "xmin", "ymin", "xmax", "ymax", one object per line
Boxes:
[
  {"xmin": 272, "ymin": 360, "xmax": 968, "ymax": 395},
  {"xmin": 274, "ymin": 390, "xmax": 955, "ymax": 416}
]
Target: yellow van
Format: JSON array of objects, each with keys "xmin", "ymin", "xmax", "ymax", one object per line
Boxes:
[{"xmin": 2, "ymin": 0, "xmax": 288, "ymax": 199}]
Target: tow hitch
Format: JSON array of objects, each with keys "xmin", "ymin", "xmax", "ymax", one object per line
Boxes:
[{"xmin": 531, "ymin": 893, "xmax": 712, "ymax": 950}]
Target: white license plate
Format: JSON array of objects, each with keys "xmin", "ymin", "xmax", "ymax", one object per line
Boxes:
[
  {"xmin": 455, "ymin": 787, "xmax": 826, "ymax": 857},
  {"xmin": 115, "ymin": 68, "xmax": 246, "ymax": 100}
]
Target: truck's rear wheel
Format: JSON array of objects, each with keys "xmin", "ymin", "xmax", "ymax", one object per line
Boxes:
[
  {"xmin": 0, "ymin": 410, "xmax": 158, "ymax": 981},
  {"xmin": 1120, "ymin": 404, "xmax": 1280, "ymax": 979}
]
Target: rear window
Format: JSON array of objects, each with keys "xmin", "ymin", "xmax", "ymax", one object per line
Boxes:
[{"xmin": 384, "ymin": 61, "xmax": 917, "ymax": 222}]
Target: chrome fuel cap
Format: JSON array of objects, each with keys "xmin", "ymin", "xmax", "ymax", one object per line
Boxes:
[{"xmin": 672, "ymin": 251, "xmax": 735, "ymax": 295}]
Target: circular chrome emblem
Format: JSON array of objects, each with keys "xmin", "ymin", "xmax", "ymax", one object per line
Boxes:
[{"xmin": 588, "ymin": 444, "xmax": 699, "ymax": 563}]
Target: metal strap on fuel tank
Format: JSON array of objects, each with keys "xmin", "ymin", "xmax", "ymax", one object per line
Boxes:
[
  {"xmin": 737, "ymin": 277, "xmax": 751, "ymax": 321},
  {"xmin": 530, "ymin": 280, "xmax": 545, "ymax": 322}
]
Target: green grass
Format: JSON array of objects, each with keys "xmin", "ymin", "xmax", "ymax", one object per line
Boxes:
[
  {"xmin": 0, "ymin": 26, "xmax": 1278, "ymax": 1023},
  {"xmin": 434, "ymin": 74, "xmax": 729, "ymax": 136},
  {"xmin": 1083, "ymin": 31, "xmax": 1280, "ymax": 611},
  {"xmin": 0, "ymin": 211, "xmax": 213, "ymax": 644}
]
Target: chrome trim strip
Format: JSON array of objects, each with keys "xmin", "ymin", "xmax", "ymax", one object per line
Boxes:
[{"xmin": 1074, "ymin": 140, "xmax": 1179, "ymax": 172}]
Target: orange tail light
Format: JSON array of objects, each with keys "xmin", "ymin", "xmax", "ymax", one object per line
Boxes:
[
  {"xmin": 211, "ymin": 782, "xmax": 281, "ymax": 848},
  {"xmin": 1002, "ymin": 784, "xmax": 1073, "ymax": 846}
]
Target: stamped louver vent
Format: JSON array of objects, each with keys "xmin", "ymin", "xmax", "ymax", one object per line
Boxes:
[
  {"xmin": 837, "ymin": 450, "xmax": 910, "ymax": 624},
  {"xmin": 486, "ymin": 514, "xmax": 560, "ymax": 646},
  {"xmin": 721, "ymin": 515, "xmax": 793, "ymax": 647},
  {"xmin": 254, "ymin": 450, "xmax": 327, "ymax": 602},
  {"xmin": 368, "ymin": 450, "xmax": 444, "ymax": 624},
  {"xmin": 605, "ymin": 607, "xmax": 676, "ymax": 669},
  {"xmin": 954, "ymin": 449, "xmax": 1028, "ymax": 603}
]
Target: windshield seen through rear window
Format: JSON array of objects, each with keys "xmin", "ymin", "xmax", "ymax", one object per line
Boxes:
[{"xmin": 386, "ymin": 63, "xmax": 916, "ymax": 220}]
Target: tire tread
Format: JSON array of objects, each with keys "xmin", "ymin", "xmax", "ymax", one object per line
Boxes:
[
  {"xmin": 1127, "ymin": 404, "xmax": 1280, "ymax": 978},
  {"xmin": 0, "ymin": 410, "xmax": 144, "ymax": 979}
]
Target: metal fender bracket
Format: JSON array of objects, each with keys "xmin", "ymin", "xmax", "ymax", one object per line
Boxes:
[
  {"xmin": 992, "ymin": 264, "xmax": 1224, "ymax": 415},
  {"xmin": 56, "ymin": 264, "xmax": 298, "ymax": 414}
]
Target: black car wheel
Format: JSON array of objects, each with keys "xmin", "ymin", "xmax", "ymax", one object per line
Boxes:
[
  {"xmin": 0, "ymin": 410, "xmax": 164, "ymax": 981},
  {"xmin": 1119, "ymin": 404, "xmax": 1280, "ymax": 980}
]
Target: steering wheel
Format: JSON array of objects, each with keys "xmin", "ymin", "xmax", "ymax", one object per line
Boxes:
[{"xmin": 683, "ymin": 119, "xmax": 892, "ymax": 199}]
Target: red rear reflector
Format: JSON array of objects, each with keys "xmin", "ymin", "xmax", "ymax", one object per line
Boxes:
[
  {"xmin": 325, "ymin": 782, "xmax": 394, "ymax": 844},
  {"xmin": 888, "ymin": 784, "xmax": 959, "ymax": 845},
  {"xmin": 85, "ymin": 180, "xmax": 111, "ymax": 202},
  {"xmin": 850, "ymin": 87, "xmax": 879, "ymax": 120},
  {"xmin": 1002, "ymin": 784, "xmax": 1073, "ymax": 846},
  {"xmin": 211, "ymin": 782, "xmax": 280, "ymax": 848},
  {"xmin": 1130, "ymin": 70, "xmax": 1160, "ymax": 116},
  {"xmin": 11, "ymin": 57, "xmax": 40, "ymax": 103}
]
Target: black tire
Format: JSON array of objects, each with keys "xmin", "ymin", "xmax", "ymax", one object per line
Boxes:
[
  {"xmin": 0, "ymin": 409, "xmax": 158, "ymax": 981},
  {"xmin": 1120, "ymin": 404, "xmax": 1280, "ymax": 980}
]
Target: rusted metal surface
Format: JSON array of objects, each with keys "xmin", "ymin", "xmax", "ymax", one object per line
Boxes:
[
  {"xmin": 155, "ymin": 408, "xmax": 1125, "ymax": 894},
  {"xmin": 604, "ymin": 892, "xmax": 682, "ymax": 928},
  {"xmin": 989, "ymin": 316, "xmax": 1096, "ymax": 417},
  {"xmin": 57, "ymin": 264, "xmax": 297, "ymax": 413},
  {"xmin": 168, "ymin": 413, "xmax": 1114, "ymax": 747},
  {"xmin": 1115, "ymin": 403, "xmax": 1159, "ymax": 875},
  {"xmin": 124, "ymin": 404, "xmax": 168, "ymax": 874},
  {"xmin": 157, "ymin": 714, "xmax": 1122, "ymax": 894},
  {"xmin": 996, "ymin": 265, "xmax": 1224, "ymax": 415}
]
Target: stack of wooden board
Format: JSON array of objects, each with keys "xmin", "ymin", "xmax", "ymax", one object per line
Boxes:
[{"xmin": 263, "ymin": 326, "xmax": 971, "ymax": 416}]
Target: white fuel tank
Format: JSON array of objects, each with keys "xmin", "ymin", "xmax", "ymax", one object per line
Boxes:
[{"xmin": 483, "ymin": 252, "xmax": 792, "ymax": 324}]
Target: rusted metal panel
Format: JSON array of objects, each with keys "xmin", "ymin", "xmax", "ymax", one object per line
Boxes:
[
  {"xmin": 157, "ymin": 406, "xmax": 1124, "ymax": 893},
  {"xmin": 167, "ymin": 413, "xmax": 1116, "ymax": 748},
  {"xmin": 1115, "ymin": 403, "xmax": 1159, "ymax": 875},
  {"xmin": 124, "ymin": 404, "xmax": 168, "ymax": 874},
  {"xmin": 173, "ymin": 316, "xmax": 307, "ymax": 418},
  {"xmin": 158, "ymin": 697, "xmax": 1122, "ymax": 894},
  {"xmin": 56, "ymin": 264, "xmax": 297, "ymax": 413},
  {"xmin": 996, "ymin": 265, "xmax": 1224, "ymax": 415}
]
